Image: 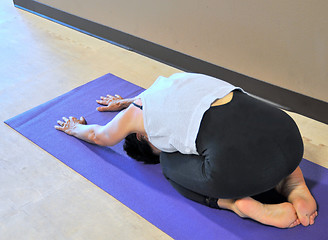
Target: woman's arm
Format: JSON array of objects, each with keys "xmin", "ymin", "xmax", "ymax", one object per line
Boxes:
[{"xmin": 55, "ymin": 106, "xmax": 139, "ymax": 146}]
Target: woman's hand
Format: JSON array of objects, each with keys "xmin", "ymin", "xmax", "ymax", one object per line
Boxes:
[
  {"xmin": 55, "ymin": 116, "xmax": 87, "ymax": 135},
  {"xmin": 96, "ymin": 94, "xmax": 127, "ymax": 112}
]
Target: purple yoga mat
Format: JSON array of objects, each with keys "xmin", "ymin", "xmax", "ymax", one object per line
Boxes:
[{"xmin": 5, "ymin": 73, "xmax": 328, "ymax": 239}]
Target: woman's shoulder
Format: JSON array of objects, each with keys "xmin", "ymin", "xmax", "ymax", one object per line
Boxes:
[
  {"xmin": 134, "ymin": 98, "xmax": 143, "ymax": 106},
  {"xmin": 123, "ymin": 99, "xmax": 146, "ymax": 134}
]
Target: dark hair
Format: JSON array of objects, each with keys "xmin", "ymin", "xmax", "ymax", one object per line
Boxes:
[{"xmin": 123, "ymin": 133, "xmax": 160, "ymax": 164}]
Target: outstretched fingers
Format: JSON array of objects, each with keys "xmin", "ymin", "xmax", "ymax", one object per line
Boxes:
[
  {"xmin": 96, "ymin": 106, "xmax": 111, "ymax": 112},
  {"xmin": 96, "ymin": 94, "xmax": 123, "ymax": 105},
  {"xmin": 79, "ymin": 116, "xmax": 87, "ymax": 124},
  {"xmin": 54, "ymin": 116, "xmax": 86, "ymax": 133},
  {"xmin": 54, "ymin": 125, "xmax": 63, "ymax": 131},
  {"xmin": 55, "ymin": 121, "xmax": 65, "ymax": 131},
  {"xmin": 96, "ymin": 98, "xmax": 108, "ymax": 105},
  {"xmin": 57, "ymin": 120, "xmax": 64, "ymax": 126},
  {"xmin": 55, "ymin": 117, "xmax": 67, "ymax": 131}
]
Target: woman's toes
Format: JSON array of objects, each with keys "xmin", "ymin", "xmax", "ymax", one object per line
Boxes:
[
  {"xmin": 299, "ymin": 214, "xmax": 310, "ymax": 226},
  {"xmin": 309, "ymin": 211, "xmax": 318, "ymax": 225},
  {"xmin": 289, "ymin": 219, "xmax": 300, "ymax": 228},
  {"xmin": 309, "ymin": 215, "xmax": 314, "ymax": 225}
]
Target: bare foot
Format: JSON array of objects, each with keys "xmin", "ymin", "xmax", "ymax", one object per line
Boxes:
[
  {"xmin": 275, "ymin": 166, "xmax": 318, "ymax": 226},
  {"xmin": 218, "ymin": 197, "xmax": 300, "ymax": 228}
]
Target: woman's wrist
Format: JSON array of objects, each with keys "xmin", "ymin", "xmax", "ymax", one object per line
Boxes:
[
  {"xmin": 122, "ymin": 98, "xmax": 137, "ymax": 108},
  {"xmin": 70, "ymin": 123, "xmax": 82, "ymax": 137}
]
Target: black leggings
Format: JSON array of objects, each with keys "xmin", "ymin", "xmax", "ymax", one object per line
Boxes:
[{"xmin": 160, "ymin": 91, "xmax": 303, "ymax": 208}]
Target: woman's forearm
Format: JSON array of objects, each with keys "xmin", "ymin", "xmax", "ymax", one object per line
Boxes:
[
  {"xmin": 73, "ymin": 98, "xmax": 137, "ymax": 143},
  {"xmin": 71, "ymin": 123, "xmax": 102, "ymax": 145},
  {"xmin": 56, "ymin": 94, "xmax": 138, "ymax": 145}
]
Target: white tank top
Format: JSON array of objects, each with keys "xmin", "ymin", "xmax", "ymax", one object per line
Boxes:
[{"xmin": 139, "ymin": 73, "xmax": 242, "ymax": 155}]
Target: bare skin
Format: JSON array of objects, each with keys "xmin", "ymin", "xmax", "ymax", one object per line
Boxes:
[
  {"xmin": 96, "ymin": 94, "xmax": 139, "ymax": 112},
  {"xmin": 218, "ymin": 197, "xmax": 301, "ymax": 228},
  {"xmin": 55, "ymin": 92, "xmax": 318, "ymax": 229},
  {"xmin": 217, "ymin": 166, "xmax": 317, "ymax": 228},
  {"xmin": 275, "ymin": 166, "xmax": 318, "ymax": 226}
]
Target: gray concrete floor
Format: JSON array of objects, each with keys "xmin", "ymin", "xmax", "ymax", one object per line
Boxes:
[{"xmin": 0, "ymin": 1, "xmax": 327, "ymax": 239}]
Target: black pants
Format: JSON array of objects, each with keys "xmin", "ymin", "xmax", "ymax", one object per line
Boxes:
[{"xmin": 160, "ymin": 91, "xmax": 303, "ymax": 208}]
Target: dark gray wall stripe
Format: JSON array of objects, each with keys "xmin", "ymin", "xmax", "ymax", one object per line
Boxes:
[{"xmin": 13, "ymin": 0, "xmax": 328, "ymax": 124}]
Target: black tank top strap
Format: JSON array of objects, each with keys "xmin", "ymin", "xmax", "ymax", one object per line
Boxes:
[{"xmin": 132, "ymin": 102, "xmax": 143, "ymax": 110}]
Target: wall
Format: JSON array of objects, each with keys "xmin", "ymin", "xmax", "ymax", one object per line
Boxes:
[{"xmin": 37, "ymin": 0, "xmax": 328, "ymax": 102}]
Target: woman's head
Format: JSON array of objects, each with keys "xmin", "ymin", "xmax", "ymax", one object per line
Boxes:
[{"xmin": 123, "ymin": 133, "xmax": 160, "ymax": 164}]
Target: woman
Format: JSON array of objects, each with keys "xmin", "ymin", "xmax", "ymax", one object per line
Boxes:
[{"xmin": 55, "ymin": 73, "xmax": 317, "ymax": 228}]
